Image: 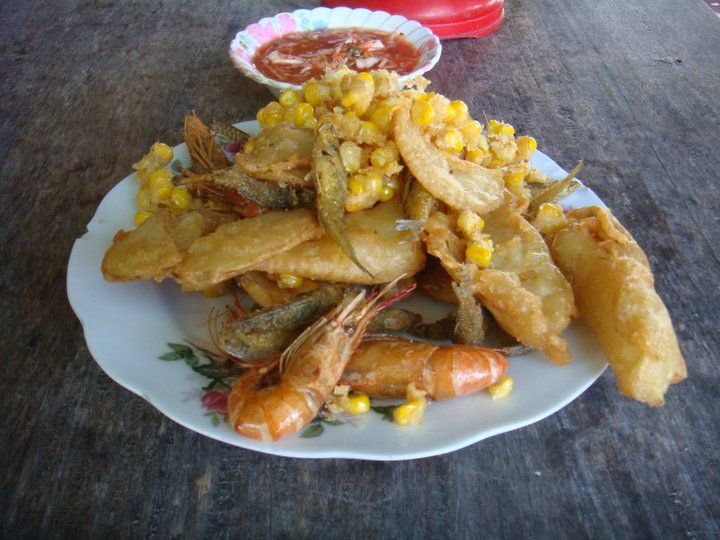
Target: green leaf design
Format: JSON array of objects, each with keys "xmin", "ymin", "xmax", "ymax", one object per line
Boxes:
[
  {"xmin": 192, "ymin": 364, "xmax": 239, "ymax": 379},
  {"xmin": 211, "ymin": 413, "xmax": 220, "ymax": 427},
  {"xmin": 168, "ymin": 343, "xmax": 193, "ymax": 355},
  {"xmin": 184, "ymin": 354, "xmax": 200, "ymax": 368},
  {"xmin": 371, "ymin": 405, "xmax": 397, "ymax": 422},
  {"xmin": 321, "ymin": 418, "xmax": 344, "ymax": 426},
  {"xmin": 158, "ymin": 351, "xmax": 184, "ymax": 361},
  {"xmin": 300, "ymin": 423, "xmax": 324, "ymax": 438}
]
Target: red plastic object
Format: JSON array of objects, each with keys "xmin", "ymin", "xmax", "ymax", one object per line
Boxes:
[{"xmin": 321, "ymin": 0, "xmax": 504, "ymax": 39}]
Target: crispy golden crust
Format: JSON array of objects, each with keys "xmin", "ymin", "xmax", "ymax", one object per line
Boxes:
[
  {"xmin": 238, "ymin": 271, "xmax": 318, "ymax": 309},
  {"xmin": 549, "ymin": 206, "xmax": 686, "ymax": 405},
  {"xmin": 251, "ymin": 199, "xmax": 426, "ymax": 284},
  {"xmin": 174, "ymin": 208, "xmax": 322, "ymax": 291},
  {"xmin": 422, "ymin": 209, "xmax": 575, "ymax": 364},
  {"xmin": 394, "ymin": 104, "xmax": 504, "ymax": 214},
  {"xmin": 101, "ymin": 210, "xmax": 205, "ymax": 282}
]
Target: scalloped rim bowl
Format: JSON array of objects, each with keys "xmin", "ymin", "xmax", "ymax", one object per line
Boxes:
[{"xmin": 229, "ymin": 7, "xmax": 442, "ymax": 94}]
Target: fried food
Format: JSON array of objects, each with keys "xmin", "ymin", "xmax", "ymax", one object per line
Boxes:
[
  {"xmin": 235, "ymin": 123, "xmax": 314, "ymax": 186},
  {"xmin": 549, "ymin": 206, "xmax": 686, "ymax": 405},
  {"xmin": 183, "ymin": 113, "xmax": 230, "ymax": 174},
  {"xmin": 102, "ymin": 210, "xmax": 205, "ymax": 282},
  {"xmin": 422, "ymin": 209, "xmax": 575, "ymax": 364},
  {"xmin": 251, "ymin": 199, "xmax": 426, "ymax": 284},
  {"xmin": 394, "ymin": 104, "xmax": 505, "ymax": 214},
  {"xmin": 527, "ymin": 161, "xmax": 583, "ymax": 217},
  {"xmin": 341, "ymin": 337, "xmax": 508, "ymax": 400},
  {"xmin": 238, "ymin": 271, "xmax": 318, "ymax": 308},
  {"xmin": 416, "ymin": 257, "xmax": 457, "ymax": 304},
  {"xmin": 313, "ymin": 120, "xmax": 371, "ymax": 275},
  {"xmin": 174, "ymin": 208, "xmax": 322, "ymax": 291}
]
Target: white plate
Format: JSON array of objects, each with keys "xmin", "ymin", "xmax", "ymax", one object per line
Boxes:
[{"xmin": 67, "ymin": 121, "xmax": 607, "ymax": 460}]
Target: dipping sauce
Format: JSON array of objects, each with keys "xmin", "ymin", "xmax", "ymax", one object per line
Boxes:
[{"xmin": 253, "ymin": 28, "xmax": 421, "ymax": 85}]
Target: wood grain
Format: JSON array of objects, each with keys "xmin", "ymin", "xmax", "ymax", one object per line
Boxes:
[{"xmin": 1, "ymin": 0, "xmax": 719, "ymax": 537}]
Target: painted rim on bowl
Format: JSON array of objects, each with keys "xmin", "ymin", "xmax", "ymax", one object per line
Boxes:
[{"xmin": 229, "ymin": 7, "xmax": 442, "ymax": 92}]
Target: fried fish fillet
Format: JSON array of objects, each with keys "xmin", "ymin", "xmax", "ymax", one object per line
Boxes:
[{"xmin": 549, "ymin": 206, "xmax": 686, "ymax": 405}]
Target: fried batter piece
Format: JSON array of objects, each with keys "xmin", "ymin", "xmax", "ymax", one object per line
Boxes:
[
  {"xmin": 549, "ymin": 206, "xmax": 687, "ymax": 405},
  {"xmin": 234, "ymin": 123, "xmax": 314, "ymax": 186},
  {"xmin": 422, "ymin": 209, "xmax": 575, "ymax": 364},
  {"xmin": 174, "ymin": 208, "xmax": 323, "ymax": 291},
  {"xmin": 251, "ymin": 199, "xmax": 425, "ymax": 284},
  {"xmin": 102, "ymin": 210, "xmax": 206, "ymax": 282},
  {"xmin": 394, "ymin": 104, "xmax": 504, "ymax": 214}
]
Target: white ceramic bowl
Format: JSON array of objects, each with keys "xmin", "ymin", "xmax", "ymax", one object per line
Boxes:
[{"xmin": 229, "ymin": 7, "xmax": 442, "ymax": 95}]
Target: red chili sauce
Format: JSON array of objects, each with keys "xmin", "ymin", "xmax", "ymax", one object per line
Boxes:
[{"xmin": 253, "ymin": 28, "xmax": 421, "ymax": 85}]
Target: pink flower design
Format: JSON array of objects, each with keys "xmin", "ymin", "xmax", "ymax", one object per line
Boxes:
[
  {"xmin": 233, "ymin": 47, "xmax": 252, "ymax": 63},
  {"xmin": 275, "ymin": 13, "xmax": 298, "ymax": 34},
  {"xmin": 246, "ymin": 21, "xmax": 279, "ymax": 44},
  {"xmin": 202, "ymin": 390, "xmax": 229, "ymax": 413}
]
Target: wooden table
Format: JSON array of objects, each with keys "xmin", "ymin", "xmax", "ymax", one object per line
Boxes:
[{"xmin": 2, "ymin": 0, "xmax": 719, "ymax": 537}]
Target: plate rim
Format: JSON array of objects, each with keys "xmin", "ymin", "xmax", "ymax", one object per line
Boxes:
[{"xmin": 67, "ymin": 134, "xmax": 608, "ymax": 460}]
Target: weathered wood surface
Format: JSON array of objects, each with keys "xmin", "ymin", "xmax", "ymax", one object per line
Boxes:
[{"xmin": 1, "ymin": 0, "xmax": 719, "ymax": 537}]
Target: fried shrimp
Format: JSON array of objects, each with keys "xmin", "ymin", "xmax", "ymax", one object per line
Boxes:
[
  {"xmin": 341, "ymin": 337, "xmax": 508, "ymax": 400},
  {"xmin": 227, "ymin": 281, "xmax": 414, "ymax": 440}
]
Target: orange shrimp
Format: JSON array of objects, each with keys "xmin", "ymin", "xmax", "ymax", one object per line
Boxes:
[
  {"xmin": 227, "ymin": 282, "xmax": 414, "ymax": 441},
  {"xmin": 341, "ymin": 337, "xmax": 509, "ymax": 401}
]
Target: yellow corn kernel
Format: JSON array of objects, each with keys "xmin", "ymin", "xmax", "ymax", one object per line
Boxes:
[
  {"xmin": 367, "ymin": 170, "xmax": 384, "ymax": 196},
  {"xmin": 465, "ymin": 148, "xmax": 486, "ymax": 165},
  {"xmin": 339, "ymin": 141, "xmax": 365, "ymax": 173},
  {"xmin": 150, "ymin": 142, "xmax": 173, "ymax": 163},
  {"xmin": 134, "ymin": 210, "xmax": 153, "ymax": 226},
  {"xmin": 277, "ymin": 274, "xmax": 304, "ymax": 289},
  {"xmin": 304, "ymin": 81, "xmax": 329, "ymax": 106},
  {"xmin": 357, "ymin": 120, "xmax": 381, "ymax": 144},
  {"xmin": 341, "ymin": 392, "xmax": 370, "ymax": 415},
  {"xmin": 256, "ymin": 102, "xmax": 283, "ymax": 127},
  {"xmin": 135, "ymin": 185, "xmax": 153, "ymax": 210},
  {"xmin": 516, "ymin": 135, "xmax": 538, "ymax": 159},
  {"xmin": 461, "ymin": 120, "xmax": 484, "ymax": 146},
  {"xmin": 504, "ymin": 170, "xmax": 527, "ymax": 190},
  {"xmin": 447, "ymin": 100, "xmax": 469, "ymax": 124},
  {"xmin": 488, "ymin": 157, "xmax": 505, "ymax": 168},
  {"xmin": 243, "ymin": 138, "xmax": 255, "ymax": 154},
  {"xmin": 435, "ymin": 127, "xmax": 464, "ymax": 154},
  {"xmin": 393, "ymin": 397, "xmax": 427, "ymax": 426},
  {"xmin": 278, "ymin": 89, "xmax": 300, "ymax": 107},
  {"xmin": 487, "ymin": 375, "xmax": 514, "ymax": 400},
  {"xmin": 293, "ymin": 102, "xmax": 315, "ymax": 128},
  {"xmin": 348, "ymin": 176, "xmax": 365, "ymax": 195},
  {"xmin": 466, "ymin": 243, "xmax": 493, "ymax": 267},
  {"xmin": 487, "ymin": 119, "xmax": 515, "ymax": 135},
  {"xmin": 340, "ymin": 73, "xmax": 375, "ymax": 115},
  {"xmin": 202, "ymin": 281, "xmax": 229, "ymax": 298},
  {"xmin": 411, "ymin": 99, "xmax": 435, "ymax": 127},
  {"xmin": 370, "ymin": 105, "xmax": 394, "ymax": 132},
  {"xmin": 370, "ymin": 145, "xmax": 397, "ymax": 170},
  {"xmin": 148, "ymin": 169, "xmax": 174, "ymax": 201},
  {"xmin": 456, "ymin": 211, "xmax": 484, "ymax": 238},
  {"xmin": 533, "ymin": 203, "xmax": 567, "ymax": 235},
  {"xmin": 379, "ymin": 185, "xmax": 394, "ymax": 202},
  {"xmin": 170, "ymin": 186, "xmax": 191, "ymax": 210}
]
